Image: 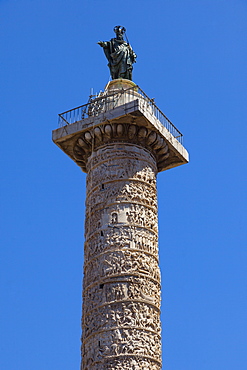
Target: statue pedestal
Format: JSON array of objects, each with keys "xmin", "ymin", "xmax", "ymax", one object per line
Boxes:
[{"xmin": 105, "ymin": 79, "xmax": 138, "ymax": 92}]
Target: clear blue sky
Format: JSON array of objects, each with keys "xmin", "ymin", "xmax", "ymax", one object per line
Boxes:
[{"xmin": 1, "ymin": 0, "xmax": 246, "ymax": 369}]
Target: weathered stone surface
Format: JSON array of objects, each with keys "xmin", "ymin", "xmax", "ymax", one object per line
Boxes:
[{"xmin": 82, "ymin": 143, "xmax": 161, "ymax": 369}]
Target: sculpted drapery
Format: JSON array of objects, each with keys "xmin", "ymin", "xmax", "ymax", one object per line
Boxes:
[{"xmin": 98, "ymin": 26, "xmax": 137, "ymax": 80}]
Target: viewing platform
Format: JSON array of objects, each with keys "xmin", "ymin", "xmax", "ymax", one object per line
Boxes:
[{"xmin": 52, "ymin": 79, "xmax": 189, "ymax": 173}]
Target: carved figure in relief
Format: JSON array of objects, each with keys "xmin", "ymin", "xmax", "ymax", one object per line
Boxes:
[
  {"xmin": 83, "ymin": 277, "xmax": 161, "ymax": 315},
  {"xmin": 99, "ymin": 344, "xmax": 110, "ymax": 356},
  {"xmin": 121, "ymin": 304, "xmax": 135, "ymax": 326},
  {"xmin": 105, "ymin": 358, "xmax": 161, "ymax": 370},
  {"xmin": 84, "ymin": 246, "xmax": 160, "ymax": 286},
  {"xmin": 87, "ymin": 163, "xmax": 157, "ymax": 196},
  {"xmin": 111, "ymin": 342, "xmax": 118, "ymax": 355},
  {"xmin": 129, "ymin": 358, "xmax": 141, "ymax": 370},
  {"xmin": 109, "ymin": 310, "xmax": 121, "ymax": 327},
  {"xmin": 88, "ymin": 149, "xmax": 156, "ymax": 179},
  {"xmin": 111, "ymin": 212, "xmax": 118, "ymax": 224},
  {"xmin": 83, "ymin": 301, "xmax": 161, "ymax": 338}
]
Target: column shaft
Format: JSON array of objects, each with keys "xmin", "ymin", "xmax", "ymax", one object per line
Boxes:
[{"xmin": 82, "ymin": 142, "xmax": 162, "ymax": 370}]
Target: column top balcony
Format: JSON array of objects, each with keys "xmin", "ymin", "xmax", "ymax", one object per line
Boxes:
[{"xmin": 52, "ymin": 79, "xmax": 189, "ymax": 173}]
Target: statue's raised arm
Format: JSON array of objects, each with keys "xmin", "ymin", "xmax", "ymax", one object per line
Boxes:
[{"xmin": 98, "ymin": 26, "xmax": 137, "ymax": 81}]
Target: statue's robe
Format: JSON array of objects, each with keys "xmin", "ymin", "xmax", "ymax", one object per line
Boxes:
[{"xmin": 103, "ymin": 38, "xmax": 136, "ymax": 80}]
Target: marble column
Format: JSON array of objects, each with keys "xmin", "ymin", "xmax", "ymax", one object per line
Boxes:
[
  {"xmin": 52, "ymin": 78, "xmax": 189, "ymax": 370},
  {"xmin": 82, "ymin": 142, "xmax": 161, "ymax": 369}
]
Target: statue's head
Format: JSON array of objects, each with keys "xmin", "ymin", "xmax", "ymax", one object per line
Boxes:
[{"xmin": 114, "ymin": 25, "xmax": 126, "ymax": 39}]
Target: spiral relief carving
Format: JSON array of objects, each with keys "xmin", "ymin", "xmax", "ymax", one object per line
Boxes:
[{"xmin": 82, "ymin": 143, "xmax": 162, "ymax": 369}]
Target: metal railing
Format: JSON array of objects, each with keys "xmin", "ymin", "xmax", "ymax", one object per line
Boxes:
[{"xmin": 58, "ymin": 85, "xmax": 183, "ymax": 144}]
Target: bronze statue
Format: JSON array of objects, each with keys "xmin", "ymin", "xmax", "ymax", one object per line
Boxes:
[{"xmin": 98, "ymin": 26, "xmax": 137, "ymax": 81}]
